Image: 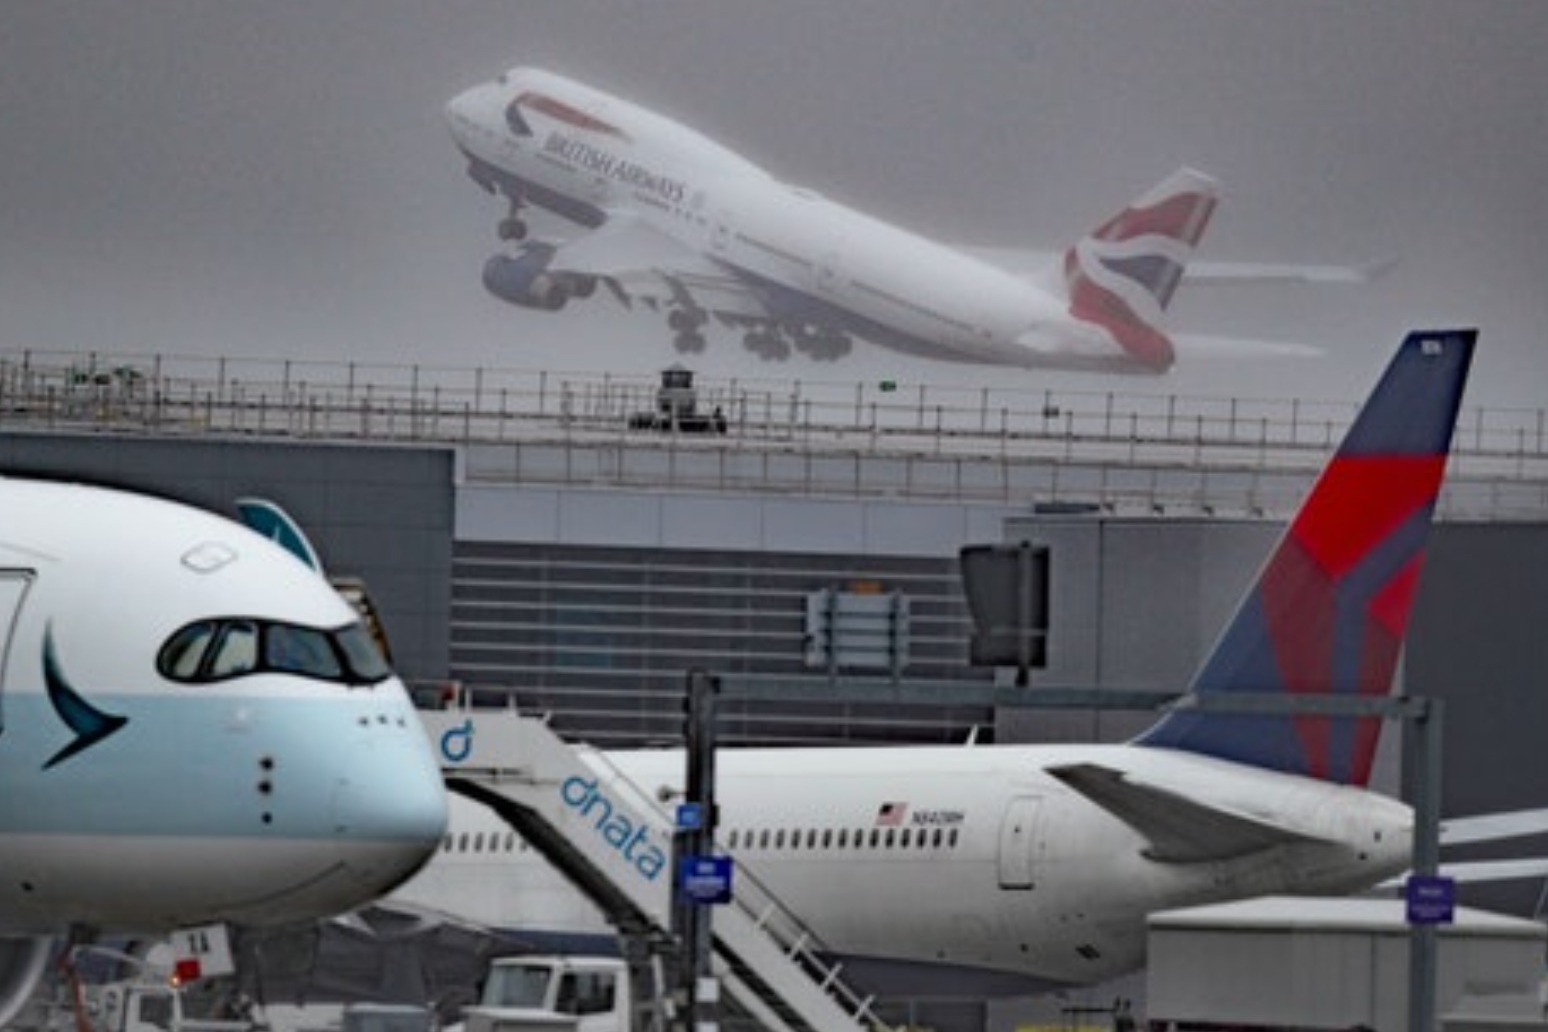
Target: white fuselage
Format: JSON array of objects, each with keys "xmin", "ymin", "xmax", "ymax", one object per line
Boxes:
[
  {"xmin": 445, "ymin": 68, "xmax": 1127, "ymax": 371},
  {"xmin": 0, "ymin": 478, "xmax": 449, "ymax": 935},
  {"xmin": 396, "ymin": 741, "xmax": 1411, "ymax": 993}
]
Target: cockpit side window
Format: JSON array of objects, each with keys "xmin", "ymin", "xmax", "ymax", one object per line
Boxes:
[
  {"xmin": 157, "ymin": 618, "xmax": 390, "ymax": 687},
  {"xmin": 160, "ymin": 620, "xmax": 218, "ymax": 680},
  {"xmin": 336, "ymin": 621, "xmax": 392, "ymax": 683}
]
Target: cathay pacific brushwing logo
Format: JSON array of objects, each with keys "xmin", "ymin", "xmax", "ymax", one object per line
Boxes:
[{"xmin": 41, "ymin": 624, "xmax": 128, "ymax": 769}]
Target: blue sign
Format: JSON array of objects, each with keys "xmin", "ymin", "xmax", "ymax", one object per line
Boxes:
[
  {"xmin": 679, "ymin": 855, "xmax": 733, "ymax": 905},
  {"xmin": 1406, "ymin": 874, "xmax": 1456, "ymax": 925},
  {"xmin": 676, "ymin": 803, "xmax": 704, "ymax": 830}
]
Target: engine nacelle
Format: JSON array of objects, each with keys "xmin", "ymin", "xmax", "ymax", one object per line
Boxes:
[
  {"xmin": 0, "ymin": 937, "xmax": 53, "ymax": 1028},
  {"xmin": 482, "ymin": 249, "xmax": 567, "ymax": 311}
]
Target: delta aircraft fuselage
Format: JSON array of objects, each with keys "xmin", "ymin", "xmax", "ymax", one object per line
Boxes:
[
  {"xmin": 406, "ymin": 742, "xmax": 1412, "ymax": 993},
  {"xmin": 395, "ymin": 330, "xmax": 1477, "ymax": 995}
]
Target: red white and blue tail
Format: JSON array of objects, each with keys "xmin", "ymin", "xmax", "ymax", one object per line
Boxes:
[
  {"xmin": 1063, "ymin": 168, "xmax": 1217, "ymax": 373},
  {"xmin": 1136, "ymin": 330, "xmax": 1477, "ymax": 786}
]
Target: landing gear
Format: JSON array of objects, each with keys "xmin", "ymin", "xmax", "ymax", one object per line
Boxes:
[
  {"xmin": 791, "ymin": 326, "xmax": 852, "ymax": 362},
  {"xmin": 742, "ymin": 329, "xmax": 791, "ymax": 361},
  {"xmin": 498, "ymin": 215, "xmax": 528, "ymax": 242},
  {"xmin": 669, "ymin": 307, "xmax": 708, "ymax": 354},
  {"xmin": 497, "ymin": 193, "xmax": 528, "ymax": 242}
]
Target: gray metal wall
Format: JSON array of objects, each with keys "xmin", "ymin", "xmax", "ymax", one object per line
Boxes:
[{"xmin": 0, "ymin": 431, "xmax": 455, "ymax": 682}]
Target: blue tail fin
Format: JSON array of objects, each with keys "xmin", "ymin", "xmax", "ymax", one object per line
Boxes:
[{"xmin": 1136, "ymin": 329, "xmax": 1476, "ymax": 785}]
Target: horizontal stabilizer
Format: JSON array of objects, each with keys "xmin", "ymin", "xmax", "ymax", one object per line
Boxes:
[
  {"xmin": 1440, "ymin": 807, "xmax": 1548, "ymax": 846},
  {"xmin": 1047, "ymin": 762, "xmax": 1318, "ymax": 863},
  {"xmin": 1170, "ymin": 332, "xmax": 1324, "ymax": 360},
  {"xmin": 1379, "ymin": 858, "xmax": 1548, "ymax": 891},
  {"xmin": 1185, "ymin": 257, "xmax": 1397, "ymax": 285}
]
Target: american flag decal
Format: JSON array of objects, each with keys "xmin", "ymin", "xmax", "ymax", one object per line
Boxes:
[{"xmin": 875, "ymin": 802, "xmax": 908, "ymax": 827}]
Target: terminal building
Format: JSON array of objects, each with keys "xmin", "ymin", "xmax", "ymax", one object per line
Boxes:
[{"xmin": 3, "ymin": 349, "xmax": 1547, "ymax": 1027}]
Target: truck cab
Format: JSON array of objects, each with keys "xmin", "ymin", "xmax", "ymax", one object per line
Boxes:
[{"xmin": 462, "ymin": 957, "xmax": 628, "ymax": 1032}]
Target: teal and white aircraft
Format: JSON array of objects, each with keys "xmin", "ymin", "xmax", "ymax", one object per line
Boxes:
[{"xmin": 0, "ymin": 478, "xmax": 448, "ymax": 1022}]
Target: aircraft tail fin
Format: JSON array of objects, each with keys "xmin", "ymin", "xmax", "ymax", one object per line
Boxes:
[
  {"xmin": 1062, "ymin": 168, "xmax": 1218, "ymax": 372},
  {"xmin": 1136, "ymin": 330, "xmax": 1476, "ymax": 786}
]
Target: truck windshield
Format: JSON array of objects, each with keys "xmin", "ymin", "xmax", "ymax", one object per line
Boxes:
[{"xmin": 482, "ymin": 965, "xmax": 553, "ymax": 1009}]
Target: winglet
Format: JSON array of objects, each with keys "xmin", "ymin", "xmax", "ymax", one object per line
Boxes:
[
  {"xmin": 1062, "ymin": 168, "xmax": 1219, "ymax": 372},
  {"xmin": 1136, "ymin": 330, "xmax": 1477, "ymax": 785}
]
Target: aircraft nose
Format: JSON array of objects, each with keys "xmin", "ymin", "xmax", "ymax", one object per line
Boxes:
[
  {"xmin": 445, "ymin": 84, "xmax": 495, "ymax": 131},
  {"xmin": 331, "ymin": 705, "xmax": 448, "ymax": 888},
  {"xmin": 444, "ymin": 90, "xmax": 472, "ymax": 127}
]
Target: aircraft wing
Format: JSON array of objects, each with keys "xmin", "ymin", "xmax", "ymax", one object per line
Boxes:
[
  {"xmin": 545, "ymin": 211, "xmax": 721, "ymax": 279},
  {"xmin": 1047, "ymin": 762, "xmax": 1320, "ymax": 863},
  {"xmin": 543, "ymin": 213, "xmax": 770, "ymax": 321}
]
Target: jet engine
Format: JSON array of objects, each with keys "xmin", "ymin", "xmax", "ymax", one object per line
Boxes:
[
  {"xmin": 482, "ymin": 246, "xmax": 567, "ymax": 311},
  {"xmin": 0, "ymin": 937, "xmax": 54, "ymax": 1028}
]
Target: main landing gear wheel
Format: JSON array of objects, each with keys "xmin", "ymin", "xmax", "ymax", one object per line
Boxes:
[
  {"xmin": 743, "ymin": 330, "xmax": 791, "ymax": 361},
  {"xmin": 667, "ymin": 307, "xmax": 709, "ymax": 353}
]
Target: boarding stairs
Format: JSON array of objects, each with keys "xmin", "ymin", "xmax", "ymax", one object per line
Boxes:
[{"xmin": 419, "ymin": 707, "xmax": 891, "ymax": 1032}]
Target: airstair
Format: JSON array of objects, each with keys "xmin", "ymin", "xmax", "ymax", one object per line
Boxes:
[{"xmin": 419, "ymin": 707, "xmax": 890, "ymax": 1032}]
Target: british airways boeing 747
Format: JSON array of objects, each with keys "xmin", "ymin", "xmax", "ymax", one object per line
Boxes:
[{"xmin": 447, "ymin": 66, "xmax": 1352, "ymax": 374}]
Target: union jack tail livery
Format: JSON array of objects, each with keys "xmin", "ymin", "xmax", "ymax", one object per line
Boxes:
[
  {"xmin": 1137, "ymin": 329, "xmax": 1477, "ymax": 785},
  {"xmin": 1063, "ymin": 168, "xmax": 1218, "ymax": 373}
]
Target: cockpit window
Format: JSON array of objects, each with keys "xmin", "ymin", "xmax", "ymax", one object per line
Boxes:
[
  {"xmin": 160, "ymin": 620, "xmax": 218, "ymax": 679},
  {"xmin": 264, "ymin": 623, "xmax": 342, "ymax": 679},
  {"xmin": 336, "ymin": 621, "xmax": 393, "ymax": 683},
  {"xmin": 209, "ymin": 620, "xmax": 259, "ymax": 678},
  {"xmin": 157, "ymin": 619, "xmax": 391, "ymax": 687}
]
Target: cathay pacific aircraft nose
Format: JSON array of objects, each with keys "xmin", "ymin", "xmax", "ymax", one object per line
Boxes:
[
  {"xmin": 328, "ymin": 688, "xmax": 452, "ymax": 891},
  {"xmin": 0, "ymin": 478, "xmax": 449, "ymax": 942}
]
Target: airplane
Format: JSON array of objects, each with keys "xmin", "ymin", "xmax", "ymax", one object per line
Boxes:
[
  {"xmin": 389, "ymin": 328, "xmax": 1493, "ymax": 997},
  {"xmin": 0, "ymin": 478, "xmax": 450, "ymax": 1024},
  {"xmin": 444, "ymin": 67, "xmax": 1346, "ymax": 375}
]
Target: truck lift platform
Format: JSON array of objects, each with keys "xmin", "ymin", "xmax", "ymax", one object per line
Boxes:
[{"xmin": 419, "ymin": 706, "xmax": 891, "ymax": 1032}]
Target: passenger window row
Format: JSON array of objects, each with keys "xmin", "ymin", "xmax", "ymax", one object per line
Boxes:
[
  {"xmin": 440, "ymin": 825, "xmax": 961, "ymax": 855},
  {"xmin": 726, "ymin": 825, "xmax": 960, "ymax": 852},
  {"xmin": 444, "ymin": 831, "xmax": 529, "ymax": 853}
]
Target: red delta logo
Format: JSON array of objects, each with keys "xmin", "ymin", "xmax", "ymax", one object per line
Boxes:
[{"xmin": 560, "ymin": 775, "xmax": 668, "ymax": 881}]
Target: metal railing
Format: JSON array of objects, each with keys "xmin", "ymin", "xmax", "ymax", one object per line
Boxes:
[{"xmin": 3, "ymin": 348, "xmax": 1545, "ymax": 519}]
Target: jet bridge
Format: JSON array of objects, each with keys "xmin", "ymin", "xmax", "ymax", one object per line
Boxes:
[{"xmin": 419, "ymin": 707, "xmax": 890, "ymax": 1032}]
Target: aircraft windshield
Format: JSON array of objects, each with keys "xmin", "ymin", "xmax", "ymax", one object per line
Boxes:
[
  {"xmin": 481, "ymin": 965, "xmax": 553, "ymax": 1009},
  {"xmin": 157, "ymin": 618, "xmax": 393, "ymax": 687}
]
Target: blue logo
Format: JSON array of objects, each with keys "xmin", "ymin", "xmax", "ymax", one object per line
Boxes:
[
  {"xmin": 561, "ymin": 775, "xmax": 666, "ymax": 881},
  {"xmin": 440, "ymin": 719, "xmax": 474, "ymax": 763},
  {"xmin": 40, "ymin": 624, "xmax": 128, "ymax": 770}
]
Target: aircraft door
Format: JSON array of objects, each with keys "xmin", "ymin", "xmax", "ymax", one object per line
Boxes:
[
  {"xmin": 0, "ymin": 572, "xmax": 35, "ymax": 727},
  {"xmin": 997, "ymin": 796, "xmax": 1043, "ymax": 890}
]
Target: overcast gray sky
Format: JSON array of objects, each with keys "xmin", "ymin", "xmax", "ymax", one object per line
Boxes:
[{"xmin": 3, "ymin": 1, "xmax": 1547, "ymax": 410}]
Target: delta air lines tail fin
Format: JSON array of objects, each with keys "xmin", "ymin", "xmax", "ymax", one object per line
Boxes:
[
  {"xmin": 1136, "ymin": 329, "xmax": 1476, "ymax": 785},
  {"xmin": 1062, "ymin": 168, "xmax": 1218, "ymax": 373}
]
